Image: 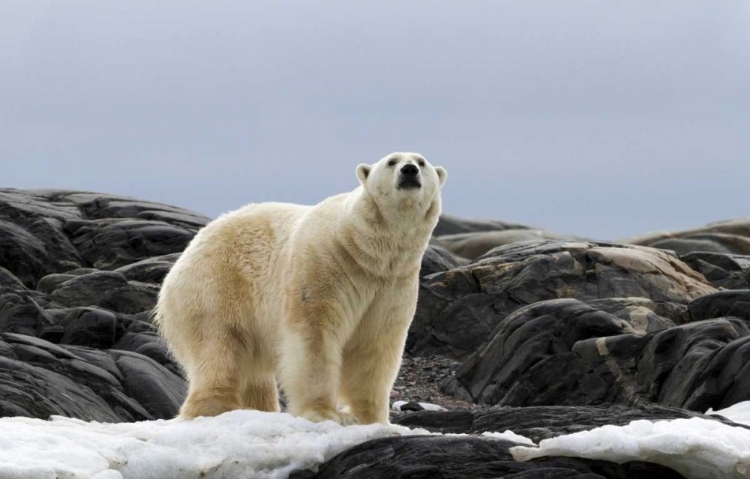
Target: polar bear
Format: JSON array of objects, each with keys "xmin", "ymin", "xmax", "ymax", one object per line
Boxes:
[{"xmin": 155, "ymin": 152, "xmax": 447, "ymax": 425}]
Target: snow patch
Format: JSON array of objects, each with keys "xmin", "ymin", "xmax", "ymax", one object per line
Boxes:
[
  {"xmin": 0, "ymin": 410, "xmax": 430, "ymax": 479},
  {"xmin": 510, "ymin": 401, "xmax": 750, "ymax": 479},
  {"xmin": 708, "ymin": 401, "xmax": 750, "ymax": 426},
  {"xmin": 391, "ymin": 400, "xmax": 447, "ymax": 412},
  {"xmin": 481, "ymin": 430, "xmax": 536, "ymax": 446}
]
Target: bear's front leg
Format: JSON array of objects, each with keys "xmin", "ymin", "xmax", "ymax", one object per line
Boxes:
[
  {"xmin": 279, "ymin": 312, "xmax": 359, "ymax": 426},
  {"xmin": 339, "ymin": 299, "xmax": 414, "ymax": 425}
]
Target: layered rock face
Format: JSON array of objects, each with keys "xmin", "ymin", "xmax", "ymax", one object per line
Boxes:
[
  {"xmin": 0, "ymin": 189, "xmax": 204, "ymax": 420},
  {"xmin": 2, "ymin": 188, "xmax": 750, "ymax": 477}
]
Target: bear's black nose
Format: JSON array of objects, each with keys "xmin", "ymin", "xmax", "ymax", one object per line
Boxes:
[{"xmin": 401, "ymin": 164, "xmax": 419, "ymax": 177}]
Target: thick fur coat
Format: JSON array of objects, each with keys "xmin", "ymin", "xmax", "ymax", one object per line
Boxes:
[{"xmin": 155, "ymin": 152, "xmax": 447, "ymax": 425}]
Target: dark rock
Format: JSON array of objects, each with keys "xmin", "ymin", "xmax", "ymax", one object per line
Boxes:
[
  {"xmin": 56, "ymin": 308, "xmax": 121, "ymax": 349},
  {"xmin": 0, "ymin": 294, "xmax": 54, "ymax": 336},
  {"xmin": 393, "ymin": 403, "xmax": 732, "ymax": 442},
  {"xmin": 0, "ymin": 220, "xmax": 65, "ymax": 288},
  {"xmin": 110, "ymin": 350, "xmax": 186, "ymax": 419},
  {"xmin": 408, "ymin": 240, "xmax": 715, "ymax": 359},
  {"xmin": 114, "ymin": 253, "xmax": 181, "ymax": 283},
  {"xmin": 0, "ymin": 266, "xmax": 25, "ymax": 290},
  {"xmin": 420, "ymin": 246, "xmax": 466, "ymax": 278},
  {"xmin": 37, "ymin": 273, "xmax": 79, "ymax": 293},
  {"xmin": 446, "ymin": 295, "xmax": 750, "ymax": 411},
  {"xmin": 49, "ymin": 190, "xmax": 210, "ymax": 228},
  {"xmin": 292, "ymin": 435, "xmax": 685, "ymax": 479},
  {"xmin": 437, "ymin": 230, "xmax": 581, "ymax": 260},
  {"xmin": 688, "ymin": 290, "xmax": 750, "ymax": 322},
  {"xmin": 399, "ymin": 401, "xmax": 425, "ymax": 412},
  {"xmin": 0, "ymin": 190, "xmax": 86, "ymax": 287},
  {"xmin": 65, "ymin": 219, "xmax": 196, "ymax": 270},
  {"xmin": 585, "ymin": 297, "xmax": 683, "ymax": 332},
  {"xmin": 680, "ymin": 251, "xmax": 750, "ymax": 290},
  {"xmin": 48, "ymin": 271, "xmax": 159, "ymax": 314},
  {"xmin": 447, "ymin": 299, "xmax": 636, "ymax": 406},
  {"xmin": 0, "ymin": 333, "xmax": 184, "ymax": 422},
  {"xmin": 113, "ymin": 331, "xmax": 179, "ymax": 376}
]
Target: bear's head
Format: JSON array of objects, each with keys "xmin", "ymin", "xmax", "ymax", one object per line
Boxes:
[{"xmin": 356, "ymin": 153, "xmax": 447, "ymax": 215}]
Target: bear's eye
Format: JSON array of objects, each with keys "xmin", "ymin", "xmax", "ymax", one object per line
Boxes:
[
  {"xmin": 417, "ymin": 160, "xmax": 425, "ymax": 167},
  {"xmin": 387, "ymin": 159, "xmax": 397, "ymax": 167}
]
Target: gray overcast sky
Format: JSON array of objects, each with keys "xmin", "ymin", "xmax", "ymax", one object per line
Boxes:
[{"xmin": 1, "ymin": 1, "xmax": 748, "ymax": 240}]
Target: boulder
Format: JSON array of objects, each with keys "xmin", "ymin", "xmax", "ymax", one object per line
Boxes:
[
  {"xmin": 419, "ymin": 245, "xmax": 466, "ymax": 278},
  {"xmin": 47, "ymin": 271, "xmax": 159, "ymax": 314},
  {"xmin": 445, "ymin": 298, "xmax": 750, "ymax": 411},
  {"xmin": 114, "ymin": 253, "xmax": 181, "ymax": 283},
  {"xmin": 64, "ymin": 219, "xmax": 195, "ymax": 271},
  {"xmin": 688, "ymin": 290, "xmax": 750, "ymax": 322},
  {"xmin": 680, "ymin": 251, "xmax": 750, "ymax": 290},
  {"xmin": 0, "ymin": 333, "xmax": 184, "ymax": 422},
  {"xmin": 408, "ymin": 240, "xmax": 715, "ymax": 359}
]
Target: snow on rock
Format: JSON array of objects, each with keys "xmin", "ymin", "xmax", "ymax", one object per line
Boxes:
[
  {"xmin": 0, "ymin": 410, "xmax": 430, "ymax": 479},
  {"xmin": 481, "ymin": 431, "xmax": 536, "ymax": 446},
  {"xmin": 708, "ymin": 401, "xmax": 750, "ymax": 426},
  {"xmin": 510, "ymin": 400, "xmax": 750, "ymax": 479},
  {"xmin": 391, "ymin": 400, "xmax": 447, "ymax": 412}
]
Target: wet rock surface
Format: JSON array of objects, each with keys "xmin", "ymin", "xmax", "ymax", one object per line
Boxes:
[{"xmin": 2, "ymin": 188, "xmax": 749, "ymax": 477}]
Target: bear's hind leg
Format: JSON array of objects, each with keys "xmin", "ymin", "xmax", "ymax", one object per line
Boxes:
[
  {"xmin": 178, "ymin": 333, "xmax": 249, "ymax": 419},
  {"xmin": 240, "ymin": 374, "xmax": 280, "ymax": 412}
]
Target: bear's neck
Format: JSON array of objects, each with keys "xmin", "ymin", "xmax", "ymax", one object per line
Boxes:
[{"xmin": 336, "ymin": 187, "xmax": 440, "ymax": 279}]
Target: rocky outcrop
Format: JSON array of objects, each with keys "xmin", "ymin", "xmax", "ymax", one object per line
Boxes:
[
  {"xmin": 392, "ymin": 403, "xmax": 736, "ymax": 442},
  {"xmin": 443, "ymin": 299, "xmax": 750, "ymax": 411},
  {"xmin": 408, "ymin": 240, "xmax": 715, "ymax": 360},
  {"xmin": 435, "ymin": 230, "xmax": 582, "ymax": 260},
  {"xmin": 433, "ymin": 214, "xmax": 532, "ymax": 237},
  {"xmin": 0, "ymin": 189, "xmax": 198, "ymax": 421},
  {"xmin": 624, "ymin": 218, "xmax": 750, "ymax": 255},
  {"xmin": 680, "ymin": 251, "xmax": 750, "ymax": 290}
]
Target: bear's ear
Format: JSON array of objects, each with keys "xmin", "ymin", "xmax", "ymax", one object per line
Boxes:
[
  {"xmin": 356, "ymin": 164, "xmax": 371, "ymax": 184},
  {"xmin": 435, "ymin": 166, "xmax": 447, "ymax": 187}
]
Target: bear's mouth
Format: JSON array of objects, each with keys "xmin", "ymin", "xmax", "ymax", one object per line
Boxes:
[{"xmin": 397, "ymin": 177, "xmax": 422, "ymax": 190}]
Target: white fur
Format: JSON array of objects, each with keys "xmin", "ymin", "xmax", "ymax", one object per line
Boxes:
[{"xmin": 155, "ymin": 152, "xmax": 447, "ymax": 425}]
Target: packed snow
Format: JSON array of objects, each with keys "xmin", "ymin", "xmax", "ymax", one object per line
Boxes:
[
  {"xmin": 511, "ymin": 401, "xmax": 750, "ymax": 479},
  {"xmin": 4, "ymin": 401, "xmax": 750, "ymax": 478},
  {"xmin": 0, "ymin": 410, "xmax": 431, "ymax": 479}
]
